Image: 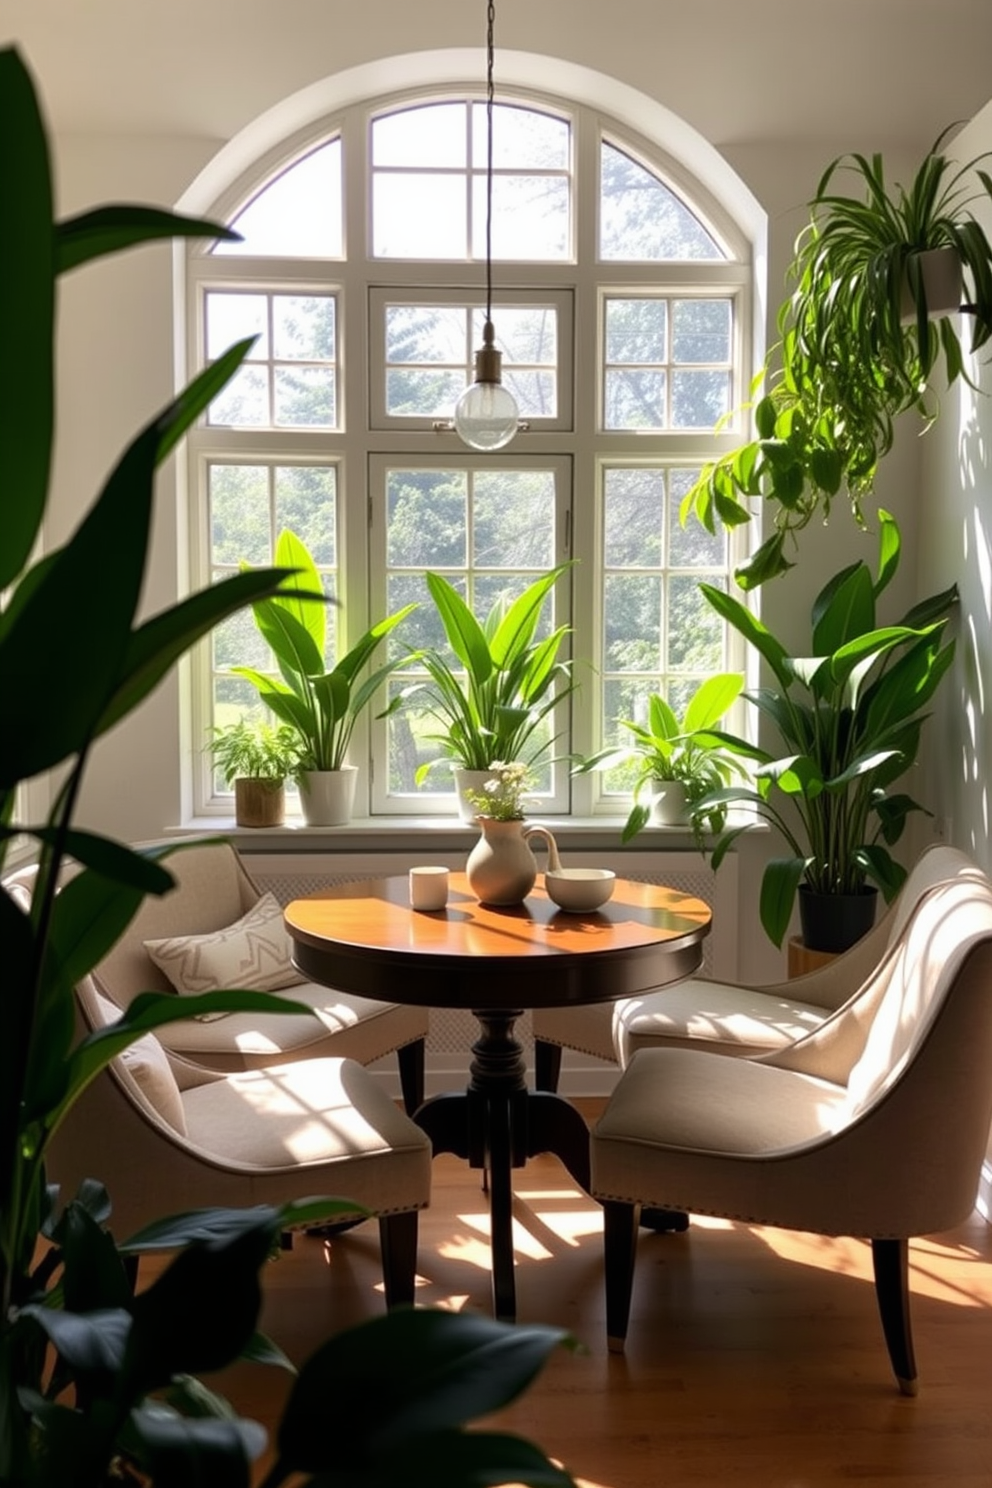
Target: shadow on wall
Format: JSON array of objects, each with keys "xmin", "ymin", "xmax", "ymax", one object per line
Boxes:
[{"xmin": 952, "ymin": 396, "xmax": 992, "ymax": 876}]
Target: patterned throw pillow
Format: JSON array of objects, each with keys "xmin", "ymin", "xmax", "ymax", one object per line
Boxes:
[
  {"xmin": 119, "ymin": 1033, "xmax": 188, "ymax": 1134},
  {"xmin": 144, "ymin": 891, "xmax": 305, "ymax": 997}
]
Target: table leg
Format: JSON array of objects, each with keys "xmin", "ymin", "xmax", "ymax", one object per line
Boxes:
[{"xmin": 411, "ymin": 1008, "xmax": 592, "ymax": 1323}]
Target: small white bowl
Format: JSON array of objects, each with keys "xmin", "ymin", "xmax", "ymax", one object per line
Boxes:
[{"xmin": 545, "ymin": 867, "xmax": 616, "ymax": 912}]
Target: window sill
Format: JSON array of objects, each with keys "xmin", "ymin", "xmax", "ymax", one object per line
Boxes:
[{"xmin": 170, "ymin": 813, "xmax": 760, "ymax": 855}]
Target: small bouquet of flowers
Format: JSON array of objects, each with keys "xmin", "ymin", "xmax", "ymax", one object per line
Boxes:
[{"xmin": 464, "ymin": 761, "xmax": 534, "ymax": 821}]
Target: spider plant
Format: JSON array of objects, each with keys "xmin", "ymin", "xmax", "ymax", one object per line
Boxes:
[{"xmin": 682, "ymin": 131, "xmax": 992, "ymax": 589}]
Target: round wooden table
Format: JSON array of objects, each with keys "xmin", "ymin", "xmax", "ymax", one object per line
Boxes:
[{"xmin": 285, "ymin": 872, "xmax": 711, "ymax": 1321}]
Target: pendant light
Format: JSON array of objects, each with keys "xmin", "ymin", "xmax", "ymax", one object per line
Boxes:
[{"xmin": 453, "ymin": 0, "xmax": 520, "ymax": 452}]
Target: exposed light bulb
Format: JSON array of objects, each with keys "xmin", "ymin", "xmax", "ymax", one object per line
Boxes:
[{"xmin": 453, "ymin": 323, "xmax": 519, "ymax": 451}]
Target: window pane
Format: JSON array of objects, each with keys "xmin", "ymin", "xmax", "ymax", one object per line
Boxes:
[
  {"xmin": 387, "ymin": 368, "xmax": 466, "ymax": 417},
  {"xmin": 483, "ymin": 305, "xmax": 558, "ymax": 363},
  {"xmin": 383, "ymin": 302, "xmax": 558, "ymax": 419},
  {"xmin": 502, "ymin": 369, "xmax": 557, "ymax": 418},
  {"xmin": 210, "ymin": 464, "xmax": 270, "ymax": 565},
  {"xmin": 604, "ymin": 468, "xmax": 665, "ymax": 567},
  {"xmin": 668, "ymin": 470, "xmax": 727, "ymax": 567},
  {"xmin": 473, "ymin": 470, "xmax": 556, "ymax": 568},
  {"xmin": 373, "ymin": 103, "xmax": 467, "ymax": 167},
  {"xmin": 273, "ymin": 296, "xmax": 335, "ymax": 360},
  {"xmin": 274, "ymin": 467, "xmax": 336, "ymax": 564},
  {"xmin": 471, "ymin": 103, "xmax": 570, "ymax": 170},
  {"xmin": 373, "ymin": 175, "xmax": 466, "ymax": 257},
  {"xmin": 274, "ymin": 366, "xmax": 336, "ymax": 426},
  {"xmin": 605, "ymin": 299, "xmax": 667, "ymax": 362},
  {"xmin": 206, "ymin": 292, "xmax": 268, "ymax": 359},
  {"xmin": 604, "ymin": 369, "xmax": 667, "ymax": 430},
  {"xmin": 386, "ymin": 470, "xmax": 468, "ymax": 568},
  {"xmin": 604, "ymin": 574, "xmax": 662, "ymax": 672},
  {"xmin": 668, "ymin": 575, "xmax": 724, "ymax": 670},
  {"xmin": 671, "ymin": 368, "xmax": 730, "ymax": 429},
  {"xmin": 387, "ymin": 305, "xmax": 468, "ymax": 363},
  {"xmin": 672, "ymin": 299, "xmax": 731, "ymax": 362},
  {"xmin": 600, "ymin": 142, "xmax": 723, "ymax": 260},
  {"xmin": 214, "ymin": 141, "xmax": 342, "ymax": 258},
  {"xmin": 208, "ymin": 365, "xmax": 268, "ymax": 427},
  {"xmin": 474, "ymin": 175, "xmax": 569, "ymax": 260}
]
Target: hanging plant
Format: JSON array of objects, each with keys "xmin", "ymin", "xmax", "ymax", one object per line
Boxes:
[{"xmin": 682, "ymin": 129, "xmax": 992, "ymax": 589}]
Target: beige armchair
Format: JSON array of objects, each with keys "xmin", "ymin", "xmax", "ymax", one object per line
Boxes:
[
  {"xmin": 33, "ymin": 841, "xmax": 428, "ymax": 1113},
  {"xmin": 590, "ymin": 847, "xmax": 992, "ymax": 1394},
  {"xmin": 533, "ymin": 844, "xmax": 972, "ymax": 1089},
  {"xmin": 48, "ymin": 976, "xmax": 432, "ymax": 1307}
]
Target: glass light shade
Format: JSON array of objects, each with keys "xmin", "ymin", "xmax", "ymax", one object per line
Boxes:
[{"xmin": 453, "ymin": 378, "xmax": 520, "ymax": 451}]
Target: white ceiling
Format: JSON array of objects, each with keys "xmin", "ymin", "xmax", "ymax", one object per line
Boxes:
[{"xmin": 2, "ymin": 0, "xmax": 990, "ymax": 150}]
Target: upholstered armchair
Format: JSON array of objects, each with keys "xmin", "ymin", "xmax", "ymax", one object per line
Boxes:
[
  {"xmin": 590, "ymin": 847, "xmax": 992, "ymax": 1394},
  {"xmin": 47, "ymin": 976, "xmax": 432, "ymax": 1307},
  {"xmin": 534, "ymin": 844, "xmax": 974, "ymax": 1089},
  {"xmin": 15, "ymin": 841, "xmax": 428, "ymax": 1113}
]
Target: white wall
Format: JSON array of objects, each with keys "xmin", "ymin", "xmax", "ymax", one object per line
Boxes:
[{"xmin": 917, "ymin": 100, "xmax": 992, "ymax": 1210}]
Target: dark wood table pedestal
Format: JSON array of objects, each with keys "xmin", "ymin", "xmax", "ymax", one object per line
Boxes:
[{"xmin": 413, "ymin": 1008, "xmax": 591, "ymax": 1321}]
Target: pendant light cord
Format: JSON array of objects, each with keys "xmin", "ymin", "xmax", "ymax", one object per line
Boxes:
[{"xmin": 485, "ymin": 0, "xmax": 495, "ymax": 328}]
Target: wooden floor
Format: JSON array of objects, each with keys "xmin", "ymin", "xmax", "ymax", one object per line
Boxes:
[{"xmin": 203, "ymin": 1103, "xmax": 992, "ymax": 1488}]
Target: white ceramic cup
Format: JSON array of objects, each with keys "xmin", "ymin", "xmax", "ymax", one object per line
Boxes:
[{"xmin": 409, "ymin": 865, "xmax": 449, "ymax": 911}]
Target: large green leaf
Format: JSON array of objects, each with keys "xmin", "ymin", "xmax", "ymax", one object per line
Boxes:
[
  {"xmin": 811, "ymin": 563, "xmax": 874, "ymax": 656},
  {"xmin": 699, "ymin": 583, "xmax": 791, "ymax": 688},
  {"xmin": 122, "ymin": 1219, "xmax": 274, "ymax": 1392},
  {"xmin": 490, "ymin": 567, "xmax": 567, "ymax": 670},
  {"xmin": 335, "ymin": 604, "xmax": 417, "ymax": 684},
  {"xmin": 96, "ymin": 569, "xmax": 299, "ymax": 736},
  {"xmin": 270, "ymin": 528, "xmax": 327, "ymax": 658},
  {"xmin": 56, "ymin": 205, "xmax": 239, "ymax": 275},
  {"xmin": 682, "ymin": 673, "xmax": 743, "ymax": 733},
  {"xmin": 127, "ymin": 1408, "xmax": 262, "ymax": 1488},
  {"xmin": 276, "ymin": 1309, "xmax": 573, "ymax": 1474},
  {"xmin": 760, "ymin": 856, "xmax": 811, "ymax": 948},
  {"xmin": 121, "ymin": 1199, "xmax": 363, "ymax": 1253},
  {"xmin": 873, "ymin": 507, "xmax": 901, "ymax": 597},
  {"xmin": 355, "ymin": 1429, "xmax": 576, "ymax": 1488},
  {"xmin": 18, "ymin": 1304, "xmax": 131, "ymax": 1380},
  {"xmin": 0, "ymin": 48, "xmax": 55, "ymax": 590},
  {"xmin": 0, "ymin": 343, "xmax": 257, "ymax": 786},
  {"xmin": 251, "ymin": 594, "xmax": 325, "ymax": 686},
  {"xmin": 426, "ymin": 572, "xmax": 493, "ymax": 684}
]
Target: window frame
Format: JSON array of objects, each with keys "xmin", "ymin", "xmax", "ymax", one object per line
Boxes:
[{"xmin": 184, "ymin": 85, "xmax": 756, "ymax": 823}]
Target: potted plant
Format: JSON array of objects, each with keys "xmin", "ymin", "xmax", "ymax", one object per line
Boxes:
[
  {"xmin": 208, "ymin": 717, "xmax": 301, "ymax": 827},
  {"xmin": 574, "ymin": 674, "xmax": 751, "ymax": 843},
  {"xmin": 694, "ymin": 511, "xmax": 957, "ymax": 952},
  {"xmin": 235, "ymin": 528, "xmax": 416, "ymax": 826},
  {"xmin": 413, "ymin": 565, "xmax": 576, "ymax": 818},
  {"xmin": 0, "ymin": 46, "xmax": 575, "ymax": 1487},
  {"xmin": 682, "ymin": 132, "xmax": 992, "ymax": 589}
]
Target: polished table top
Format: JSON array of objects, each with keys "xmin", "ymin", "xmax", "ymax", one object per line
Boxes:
[{"xmin": 285, "ymin": 872, "xmax": 712, "ymax": 1010}]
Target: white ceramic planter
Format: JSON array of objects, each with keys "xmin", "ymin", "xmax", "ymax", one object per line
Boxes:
[
  {"xmin": 648, "ymin": 781, "xmax": 690, "ymax": 826},
  {"xmin": 453, "ymin": 768, "xmax": 495, "ymax": 823},
  {"xmin": 298, "ymin": 767, "xmax": 358, "ymax": 827}
]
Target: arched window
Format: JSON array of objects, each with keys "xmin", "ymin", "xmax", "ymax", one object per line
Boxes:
[{"xmin": 184, "ymin": 88, "xmax": 754, "ymax": 819}]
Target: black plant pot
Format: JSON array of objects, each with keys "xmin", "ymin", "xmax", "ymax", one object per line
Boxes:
[{"xmin": 797, "ymin": 884, "xmax": 879, "ymax": 954}]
